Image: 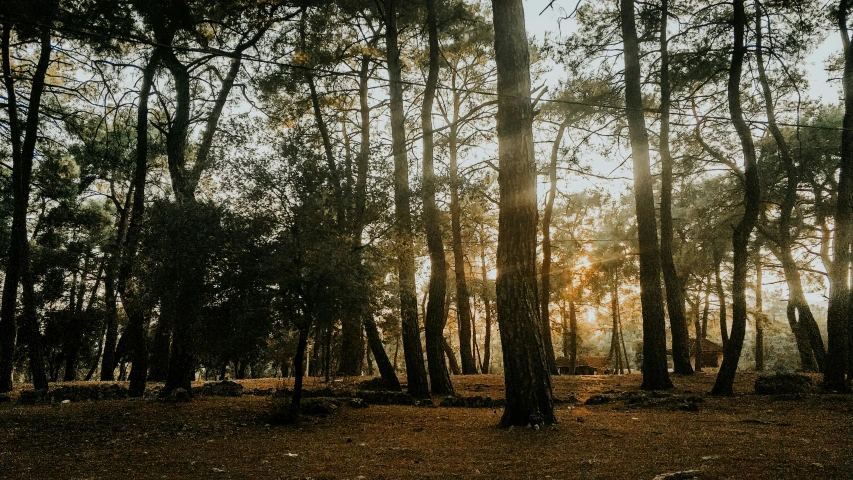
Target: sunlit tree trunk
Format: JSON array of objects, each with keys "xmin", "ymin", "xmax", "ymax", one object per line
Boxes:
[
  {"xmin": 492, "ymin": 0, "xmax": 555, "ymax": 427},
  {"xmin": 619, "ymin": 0, "xmax": 672, "ymax": 390},
  {"xmin": 540, "ymin": 119, "xmax": 569, "ymax": 375}
]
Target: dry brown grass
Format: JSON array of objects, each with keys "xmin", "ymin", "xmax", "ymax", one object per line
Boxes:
[{"xmin": 1, "ymin": 373, "xmax": 851, "ymax": 479}]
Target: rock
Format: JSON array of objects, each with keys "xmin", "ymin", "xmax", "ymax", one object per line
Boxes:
[
  {"xmin": 584, "ymin": 394, "xmax": 612, "ymax": 405},
  {"xmin": 755, "ymin": 373, "xmax": 812, "ymax": 395},
  {"xmin": 198, "ymin": 380, "xmax": 244, "ymax": 397},
  {"xmin": 61, "ymin": 399, "xmax": 71, "ymax": 405},
  {"xmin": 678, "ymin": 401, "xmax": 700, "ymax": 412},
  {"xmin": 301, "ymin": 398, "xmax": 340, "ymax": 416},
  {"xmin": 168, "ymin": 388, "xmax": 191, "ymax": 403},
  {"xmin": 553, "ymin": 395, "xmax": 579, "ymax": 404},
  {"xmin": 347, "ymin": 398, "xmax": 369, "ymax": 409}
]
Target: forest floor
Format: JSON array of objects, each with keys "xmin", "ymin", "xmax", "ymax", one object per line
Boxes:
[{"xmin": 1, "ymin": 372, "xmax": 851, "ymax": 479}]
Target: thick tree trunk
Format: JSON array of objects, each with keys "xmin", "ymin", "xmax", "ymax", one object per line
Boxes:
[
  {"xmin": 148, "ymin": 319, "xmax": 171, "ymax": 382},
  {"xmin": 0, "ymin": 22, "xmax": 53, "ymax": 392},
  {"xmin": 712, "ymin": 0, "xmax": 761, "ymax": 396},
  {"xmin": 421, "ymin": 0, "xmax": 454, "ymax": 396},
  {"xmin": 450, "ymin": 96, "xmax": 478, "ymax": 375},
  {"xmin": 492, "ymin": 0, "xmax": 555, "ymax": 427},
  {"xmin": 824, "ymin": 1, "xmax": 852, "ymax": 391},
  {"xmin": 385, "ymin": 0, "xmax": 430, "ymax": 399},
  {"xmin": 540, "ymin": 120, "xmax": 568, "ymax": 376},
  {"xmin": 658, "ymin": 0, "xmax": 693, "ymax": 375},
  {"xmin": 619, "ymin": 0, "xmax": 672, "ymax": 390},
  {"xmin": 441, "ymin": 337, "xmax": 461, "ymax": 375},
  {"xmin": 771, "ymin": 246, "xmax": 820, "ymax": 371}
]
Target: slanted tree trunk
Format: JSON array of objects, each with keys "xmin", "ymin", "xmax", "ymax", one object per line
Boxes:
[
  {"xmin": 0, "ymin": 22, "xmax": 53, "ymax": 393},
  {"xmin": 363, "ymin": 316, "xmax": 401, "ymax": 390},
  {"xmin": 712, "ymin": 0, "xmax": 761, "ymax": 395},
  {"xmin": 826, "ymin": 0, "xmax": 853, "ymax": 391},
  {"xmin": 492, "ymin": 0, "xmax": 555, "ymax": 427},
  {"xmin": 354, "ymin": 52, "xmax": 399, "ymax": 389},
  {"xmin": 540, "ymin": 119, "xmax": 569, "ymax": 376},
  {"xmin": 658, "ymin": 0, "xmax": 692, "ymax": 375},
  {"xmin": 754, "ymin": 5, "xmax": 824, "ymax": 372},
  {"xmin": 384, "ymin": 0, "xmax": 430, "ymax": 398},
  {"xmin": 421, "ymin": 0, "xmax": 454, "ymax": 396},
  {"xmin": 619, "ymin": 0, "xmax": 672, "ymax": 390}
]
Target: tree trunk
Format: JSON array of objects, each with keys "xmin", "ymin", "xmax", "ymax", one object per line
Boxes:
[
  {"xmin": 363, "ymin": 316, "xmax": 401, "ymax": 390},
  {"xmin": 658, "ymin": 0, "xmax": 693, "ymax": 375},
  {"xmin": 21, "ymin": 260, "xmax": 48, "ymax": 390},
  {"xmin": 754, "ymin": 4, "xmax": 825, "ymax": 372},
  {"xmin": 620, "ymin": 0, "xmax": 672, "ymax": 390},
  {"xmin": 0, "ymin": 22, "xmax": 53, "ymax": 393},
  {"xmin": 288, "ymin": 326, "xmax": 310, "ymax": 423},
  {"xmin": 754, "ymin": 253, "xmax": 764, "ymax": 372},
  {"xmin": 492, "ymin": 0, "xmax": 555, "ymax": 427},
  {"xmin": 420, "ymin": 0, "xmax": 454, "ymax": 396},
  {"xmin": 770, "ymin": 246, "xmax": 819, "ymax": 371},
  {"xmin": 148, "ymin": 319, "xmax": 171, "ymax": 382},
  {"xmin": 441, "ymin": 337, "xmax": 461, "ymax": 375},
  {"xmin": 826, "ymin": 0, "xmax": 851, "ymax": 390},
  {"xmin": 712, "ymin": 0, "xmax": 761, "ymax": 395},
  {"xmin": 713, "ymin": 249, "xmax": 729, "ymax": 348},
  {"xmin": 450, "ymin": 95, "xmax": 478, "ymax": 375},
  {"xmin": 540, "ymin": 120, "xmax": 568, "ymax": 376},
  {"xmin": 480, "ymin": 248, "xmax": 492, "ymax": 374},
  {"xmin": 120, "ymin": 50, "xmax": 161, "ymax": 398},
  {"xmin": 384, "ymin": 0, "xmax": 430, "ymax": 399}
]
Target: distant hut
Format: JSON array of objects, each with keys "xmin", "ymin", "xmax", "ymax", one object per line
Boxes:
[
  {"xmin": 690, "ymin": 338, "xmax": 723, "ymax": 368},
  {"xmin": 573, "ymin": 355, "xmax": 611, "ymax": 375}
]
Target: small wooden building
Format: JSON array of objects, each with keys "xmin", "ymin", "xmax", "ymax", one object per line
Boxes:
[
  {"xmin": 556, "ymin": 355, "xmax": 611, "ymax": 375},
  {"xmin": 690, "ymin": 338, "xmax": 724, "ymax": 368}
]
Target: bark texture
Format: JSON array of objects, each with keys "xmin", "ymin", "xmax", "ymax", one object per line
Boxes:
[{"xmin": 492, "ymin": 0, "xmax": 555, "ymax": 427}]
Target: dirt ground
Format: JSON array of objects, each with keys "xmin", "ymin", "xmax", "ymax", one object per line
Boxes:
[{"xmin": 1, "ymin": 372, "xmax": 851, "ymax": 479}]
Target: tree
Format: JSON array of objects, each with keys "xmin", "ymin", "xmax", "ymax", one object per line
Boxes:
[
  {"xmin": 420, "ymin": 0, "xmax": 454, "ymax": 395},
  {"xmin": 825, "ymin": 0, "xmax": 853, "ymax": 391},
  {"xmin": 491, "ymin": 0, "xmax": 555, "ymax": 427},
  {"xmin": 712, "ymin": 0, "xmax": 761, "ymax": 396},
  {"xmin": 0, "ymin": 2, "xmax": 57, "ymax": 392},
  {"xmin": 383, "ymin": 0, "xmax": 430, "ymax": 398},
  {"xmin": 619, "ymin": 0, "xmax": 672, "ymax": 391},
  {"xmin": 658, "ymin": 0, "xmax": 693, "ymax": 376}
]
